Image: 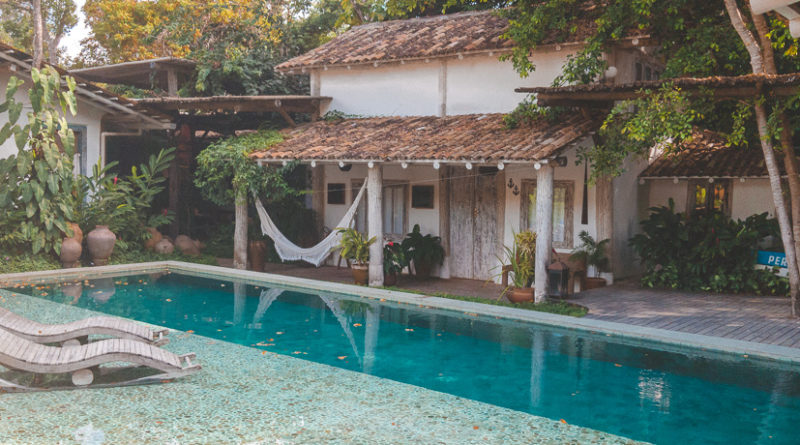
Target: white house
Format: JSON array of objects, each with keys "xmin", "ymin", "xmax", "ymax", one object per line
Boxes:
[
  {"xmin": 250, "ymin": 10, "xmax": 664, "ymax": 298},
  {"xmin": 0, "ymin": 43, "xmax": 174, "ymax": 174}
]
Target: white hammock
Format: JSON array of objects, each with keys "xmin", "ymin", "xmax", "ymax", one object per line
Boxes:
[{"xmin": 253, "ymin": 182, "xmax": 367, "ymax": 266}]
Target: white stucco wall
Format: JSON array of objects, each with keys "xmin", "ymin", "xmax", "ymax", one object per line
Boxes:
[
  {"xmin": 647, "ymin": 179, "xmax": 688, "ymax": 213},
  {"xmin": 730, "ymin": 179, "xmax": 775, "ymax": 220},
  {"xmin": 611, "ymin": 156, "xmax": 649, "ymax": 277},
  {"xmin": 0, "ymin": 70, "xmax": 107, "ymax": 170},
  {"xmin": 318, "ymin": 48, "xmax": 578, "ymax": 117},
  {"xmin": 320, "ymin": 163, "xmax": 440, "ymax": 236}
]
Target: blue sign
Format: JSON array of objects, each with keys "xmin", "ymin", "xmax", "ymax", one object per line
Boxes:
[{"xmin": 757, "ymin": 251, "xmax": 787, "ymax": 268}]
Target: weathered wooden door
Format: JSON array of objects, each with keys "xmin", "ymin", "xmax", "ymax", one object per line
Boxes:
[{"xmin": 448, "ymin": 168, "xmax": 503, "ymax": 280}]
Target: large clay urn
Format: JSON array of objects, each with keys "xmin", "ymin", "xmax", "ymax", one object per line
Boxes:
[
  {"xmin": 60, "ymin": 237, "xmax": 82, "ymax": 269},
  {"xmin": 154, "ymin": 238, "xmax": 174, "ymax": 255},
  {"xmin": 248, "ymin": 240, "xmax": 267, "ymax": 272},
  {"xmin": 87, "ymin": 225, "xmax": 116, "ymax": 266}
]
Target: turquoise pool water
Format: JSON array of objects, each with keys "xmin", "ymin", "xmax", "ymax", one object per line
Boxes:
[{"xmin": 8, "ymin": 271, "xmax": 800, "ymax": 445}]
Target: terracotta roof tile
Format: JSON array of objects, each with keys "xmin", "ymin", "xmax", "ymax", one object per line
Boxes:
[
  {"xmin": 276, "ymin": 8, "xmax": 619, "ymax": 71},
  {"xmin": 640, "ymin": 130, "xmax": 783, "ymax": 178},
  {"xmin": 249, "ymin": 113, "xmax": 594, "ymax": 162}
]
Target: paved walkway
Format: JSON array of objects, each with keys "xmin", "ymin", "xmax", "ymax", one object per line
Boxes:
[{"xmin": 223, "ymin": 260, "xmax": 800, "ymax": 349}]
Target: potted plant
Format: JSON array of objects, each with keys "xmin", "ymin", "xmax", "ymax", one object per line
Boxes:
[
  {"xmin": 498, "ymin": 233, "xmax": 536, "ymax": 303},
  {"xmin": 383, "ymin": 241, "xmax": 408, "ymax": 286},
  {"xmin": 570, "ymin": 230, "xmax": 610, "ymax": 290},
  {"xmin": 401, "ymin": 224, "xmax": 445, "ymax": 280},
  {"xmin": 337, "ymin": 227, "xmax": 376, "ymax": 285}
]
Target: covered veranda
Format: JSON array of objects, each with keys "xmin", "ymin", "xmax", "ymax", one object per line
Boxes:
[{"xmin": 250, "ymin": 112, "xmax": 602, "ymax": 300}]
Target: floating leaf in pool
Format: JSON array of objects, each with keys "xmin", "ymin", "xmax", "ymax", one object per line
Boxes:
[
  {"xmin": 405, "ymin": 328, "xmax": 413, "ymax": 332},
  {"xmin": 353, "ymin": 323, "xmax": 362, "ymax": 327},
  {"xmin": 560, "ymin": 419, "xmax": 567, "ymax": 424},
  {"xmin": 276, "ymin": 331, "xmax": 284, "ymax": 335},
  {"xmin": 614, "ymin": 363, "xmax": 622, "ymax": 367},
  {"xmin": 186, "ymin": 330, "xmax": 195, "ymax": 334},
  {"xmin": 166, "ymin": 299, "xmax": 172, "ymax": 302},
  {"xmin": 337, "ymin": 356, "xmax": 347, "ymax": 360}
]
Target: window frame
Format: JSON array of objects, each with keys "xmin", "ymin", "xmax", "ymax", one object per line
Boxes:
[
  {"xmin": 687, "ymin": 179, "xmax": 731, "ymax": 216},
  {"xmin": 350, "ymin": 179, "xmax": 409, "ymax": 239},
  {"xmin": 69, "ymin": 125, "xmax": 88, "ymax": 176},
  {"xmin": 520, "ymin": 179, "xmax": 575, "ymax": 249}
]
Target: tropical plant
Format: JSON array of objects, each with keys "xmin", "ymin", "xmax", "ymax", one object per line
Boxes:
[
  {"xmin": 500, "ymin": 243, "xmax": 534, "ymax": 289},
  {"xmin": 383, "ymin": 241, "xmax": 408, "ymax": 275},
  {"xmin": 75, "ymin": 148, "xmax": 175, "ymax": 246},
  {"xmin": 336, "ymin": 227, "xmax": 375, "ymax": 266},
  {"xmin": 514, "ymin": 230, "xmax": 537, "ymax": 266},
  {"xmin": 570, "ymin": 231, "xmax": 610, "ymax": 275},
  {"xmin": 630, "ymin": 200, "xmax": 789, "ymax": 295},
  {"xmin": 401, "ymin": 224, "xmax": 445, "ymax": 271},
  {"xmin": 0, "ymin": 67, "xmax": 78, "ymax": 255}
]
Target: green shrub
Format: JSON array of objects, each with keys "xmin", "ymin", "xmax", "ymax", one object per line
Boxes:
[
  {"xmin": 108, "ymin": 249, "xmax": 217, "ymax": 266},
  {"xmin": 630, "ymin": 201, "xmax": 789, "ymax": 295},
  {"xmin": 0, "ymin": 252, "xmax": 60, "ymax": 273}
]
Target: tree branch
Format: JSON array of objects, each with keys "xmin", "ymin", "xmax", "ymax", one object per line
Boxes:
[{"xmin": 724, "ymin": 0, "xmax": 764, "ymax": 73}]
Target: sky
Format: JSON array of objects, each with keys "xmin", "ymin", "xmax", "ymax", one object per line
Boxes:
[{"xmin": 61, "ymin": 0, "xmax": 89, "ymax": 58}]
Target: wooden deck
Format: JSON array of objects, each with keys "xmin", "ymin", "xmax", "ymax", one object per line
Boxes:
[
  {"xmin": 239, "ymin": 261, "xmax": 800, "ymax": 349},
  {"xmin": 571, "ymin": 281, "xmax": 800, "ymax": 349}
]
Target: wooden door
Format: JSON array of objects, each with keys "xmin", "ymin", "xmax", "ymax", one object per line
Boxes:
[{"xmin": 448, "ymin": 168, "xmax": 502, "ymax": 280}]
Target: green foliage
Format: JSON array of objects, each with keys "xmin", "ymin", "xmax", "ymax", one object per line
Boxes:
[
  {"xmin": 578, "ymin": 84, "xmax": 700, "ymax": 181},
  {"xmin": 630, "ymin": 201, "xmax": 789, "ymax": 296},
  {"xmin": 383, "ymin": 241, "xmax": 408, "ymax": 275},
  {"xmin": 336, "ymin": 227, "xmax": 376, "ymax": 265},
  {"xmin": 503, "ymin": 97, "xmax": 566, "ymax": 129},
  {"xmin": 498, "ymin": 231, "xmax": 536, "ymax": 288},
  {"xmin": 108, "ymin": 248, "xmax": 217, "ymax": 266},
  {"xmin": 0, "ymin": 251, "xmax": 60, "ymax": 273},
  {"xmin": 569, "ymin": 230, "xmax": 609, "ymax": 271},
  {"xmin": 401, "ymin": 224, "xmax": 445, "ymax": 268},
  {"xmin": 75, "ymin": 148, "xmax": 175, "ymax": 244},
  {"xmin": 0, "ymin": 67, "xmax": 78, "ymax": 256},
  {"xmin": 194, "ymin": 129, "xmax": 293, "ymax": 206}
]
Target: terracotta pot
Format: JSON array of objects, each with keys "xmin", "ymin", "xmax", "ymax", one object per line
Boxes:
[
  {"xmin": 154, "ymin": 238, "xmax": 174, "ymax": 255},
  {"xmin": 67, "ymin": 222, "xmax": 83, "ymax": 244},
  {"xmin": 583, "ymin": 277, "xmax": 607, "ymax": 290},
  {"xmin": 87, "ymin": 225, "xmax": 116, "ymax": 266},
  {"xmin": 351, "ymin": 264, "xmax": 369, "ymax": 285},
  {"xmin": 144, "ymin": 227, "xmax": 163, "ymax": 251},
  {"xmin": 384, "ymin": 272, "xmax": 398, "ymax": 287},
  {"xmin": 507, "ymin": 287, "xmax": 534, "ymax": 303},
  {"xmin": 413, "ymin": 261, "xmax": 433, "ymax": 280},
  {"xmin": 248, "ymin": 240, "xmax": 267, "ymax": 272},
  {"xmin": 60, "ymin": 237, "xmax": 82, "ymax": 269}
]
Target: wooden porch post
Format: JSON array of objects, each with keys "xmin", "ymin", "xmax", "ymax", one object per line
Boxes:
[
  {"xmin": 534, "ymin": 163, "xmax": 554, "ymax": 303},
  {"xmin": 367, "ymin": 163, "xmax": 384, "ymax": 286}
]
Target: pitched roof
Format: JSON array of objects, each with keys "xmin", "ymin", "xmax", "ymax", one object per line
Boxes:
[
  {"xmin": 277, "ymin": 6, "xmax": 647, "ymax": 72},
  {"xmin": 249, "ymin": 113, "xmax": 594, "ymax": 163},
  {"xmin": 639, "ymin": 130, "xmax": 783, "ymax": 178},
  {"xmin": 0, "ymin": 42, "xmax": 173, "ymax": 129}
]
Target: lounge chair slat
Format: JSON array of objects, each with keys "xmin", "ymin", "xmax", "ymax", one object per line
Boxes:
[{"xmin": 0, "ymin": 307, "xmax": 168, "ymax": 345}]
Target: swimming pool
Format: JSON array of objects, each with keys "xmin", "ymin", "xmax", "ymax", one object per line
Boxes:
[{"xmin": 3, "ymin": 265, "xmax": 800, "ymax": 444}]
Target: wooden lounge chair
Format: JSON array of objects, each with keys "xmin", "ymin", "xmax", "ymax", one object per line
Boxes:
[
  {"xmin": 0, "ymin": 306, "xmax": 169, "ymax": 346},
  {"xmin": 0, "ymin": 328, "xmax": 200, "ymax": 392}
]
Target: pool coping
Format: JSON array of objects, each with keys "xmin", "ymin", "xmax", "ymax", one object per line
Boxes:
[{"xmin": 3, "ymin": 260, "xmax": 800, "ymax": 366}]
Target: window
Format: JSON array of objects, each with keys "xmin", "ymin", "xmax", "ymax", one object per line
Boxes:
[
  {"xmin": 411, "ymin": 185, "xmax": 435, "ymax": 209},
  {"xmin": 688, "ymin": 179, "xmax": 730, "ymax": 215},
  {"xmin": 327, "ymin": 183, "xmax": 346, "ymax": 204},
  {"xmin": 520, "ymin": 180, "xmax": 574, "ymax": 249},
  {"xmin": 351, "ymin": 181, "xmax": 407, "ymax": 237},
  {"xmin": 383, "ymin": 184, "xmax": 406, "ymax": 236},
  {"xmin": 69, "ymin": 125, "xmax": 88, "ymax": 176}
]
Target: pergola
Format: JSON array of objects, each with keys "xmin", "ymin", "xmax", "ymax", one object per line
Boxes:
[{"xmin": 71, "ymin": 58, "xmax": 196, "ymax": 96}]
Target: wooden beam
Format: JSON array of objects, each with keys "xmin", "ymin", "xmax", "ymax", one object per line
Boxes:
[
  {"xmin": 277, "ymin": 108, "xmax": 296, "ymax": 127},
  {"xmin": 534, "ymin": 164, "xmax": 554, "ymax": 303},
  {"xmin": 367, "ymin": 164, "xmax": 384, "ymax": 286}
]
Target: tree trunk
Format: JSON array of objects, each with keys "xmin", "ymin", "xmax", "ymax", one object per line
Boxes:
[
  {"xmin": 780, "ymin": 115, "xmax": 800, "ymax": 276},
  {"xmin": 754, "ymin": 103, "xmax": 800, "ymax": 316},
  {"xmin": 31, "ymin": 0, "xmax": 44, "ymax": 68},
  {"xmin": 726, "ymin": 0, "xmax": 800, "ymax": 316},
  {"xmin": 233, "ymin": 190, "xmax": 248, "ymax": 270}
]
